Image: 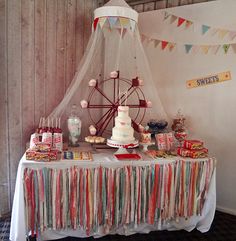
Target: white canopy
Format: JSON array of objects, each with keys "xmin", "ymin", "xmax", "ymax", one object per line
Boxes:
[
  {"xmin": 49, "ymin": 0, "xmax": 168, "ymax": 139},
  {"xmin": 95, "ymin": 0, "xmax": 138, "ymax": 22}
]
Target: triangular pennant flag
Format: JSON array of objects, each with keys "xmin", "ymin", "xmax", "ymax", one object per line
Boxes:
[
  {"xmin": 218, "ymin": 29, "xmax": 228, "ymax": 39},
  {"xmin": 192, "ymin": 45, "xmax": 199, "ymax": 54},
  {"xmin": 202, "ymin": 25, "xmax": 210, "ymax": 35},
  {"xmin": 161, "ymin": 41, "xmax": 168, "ymax": 50},
  {"xmin": 117, "ymin": 28, "xmax": 127, "ymax": 38},
  {"xmin": 163, "ymin": 11, "xmax": 171, "ymax": 21},
  {"xmin": 223, "ymin": 44, "xmax": 230, "ymax": 54},
  {"xmin": 119, "ymin": 17, "xmax": 129, "ymax": 28},
  {"xmin": 231, "ymin": 43, "xmax": 236, "ymax": 53},
  {"xmin": 229, "ymin": 31, "xmax": 236, "ymax": 40},
  {"xmin": 185, "ymin": 20, "xmax": 193, "ymax": 29},
  {"xmin": 108, "ymin": 16, "xmax": 118, "ymax": 29},
  {"xmin": 154, "ymin": 39, "xmax": 160, "ymax": 48},
  {"xmin": 99, "ymin": 17, "xmax": 107, "ymax": 29},
  {"xmin": 170, "ymin": 15, "xmax": 177, "ymax": 24},
  {"xmin": 129, "ymin": 19, "xmax": 136, "ymax": 32},
  {"xmin": 122, "ymin": 28, "xmax": 127, "ymax": 38},
  {"xmin": 168, "ymin": 42, "xmax": 176, "ymax": 52},
  {"xmin": 93, "ymin": 18, "xmax": 99, "ymax": 31},
  {"xmin": 177, "ymin": 17, "xmax": 185, "ymax": 27},
  {"xmin": 185, "ymin": 44, "xmax": 193, "ymax": 53},
  {"xmin": 211, "ymin": 45, "xmax": 220, "ymax": 55},
  {"xmin": 201, "ymin": 45, "xmax": 210, "ymax": 54}
]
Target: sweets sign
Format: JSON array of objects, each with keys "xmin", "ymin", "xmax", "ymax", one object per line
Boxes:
[{"xmin": 186, "ymin": 71, "xmax": 231, "ymax": 89}]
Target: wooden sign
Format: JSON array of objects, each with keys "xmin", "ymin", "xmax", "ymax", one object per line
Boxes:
[{"xmin": 186, "ymin": 71, "xmax": 231, "ymax": 89}]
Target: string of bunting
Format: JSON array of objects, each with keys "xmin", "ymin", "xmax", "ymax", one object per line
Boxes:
[
  {"xmin": 93, "ymin": 16, "xmax": 137, "ymax": 37},
  {"xmin": 141, "ymin": 33, "xmax": 236, "ymax": 55},
  {"xmin": 23, "ymin": 158, "xmax": 216, "ymax": 237},
  {"xmin": 163, "ymin": 11, "xmax": 236, "ymax": 40}
]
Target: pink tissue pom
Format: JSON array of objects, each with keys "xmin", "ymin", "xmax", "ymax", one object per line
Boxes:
[
  {"xmin": 80, "ymin": 100, "xmax": 88, "ymax": 108},
  {"xmin": 146, "ymin": 100, "xmax": 152, "ymax": 108},
  {"xmin": 89, "ymin": 79, "xmax": 97, "ymax": 87},
  {"xmin": 138, "ymin": 79, "xmax": 144, "ymax": 86},
  {"xmin": 89, "ymin": 125, "xmax": 97, "ymax": 135},
  {"xmin": 110, "ymin": 71, "xmax": 118, "ymax": 78}
]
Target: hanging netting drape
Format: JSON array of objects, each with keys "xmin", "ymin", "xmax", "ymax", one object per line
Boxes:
[{"xmin": 49, "ymin": 0, "xmax": 168, "ymax": 139}]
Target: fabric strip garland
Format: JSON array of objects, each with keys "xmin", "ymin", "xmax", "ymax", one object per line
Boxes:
[{"xmin": 23, "ymin": 158, "xmax": 216, "ymax": 237}]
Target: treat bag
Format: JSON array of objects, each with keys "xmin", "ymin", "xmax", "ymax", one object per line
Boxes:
[
  {"xmin": 156, "ymin": 133, "xmax": 167, "ymax": 150},
  {"xmin": 29, "ymin": 133, "xmax": 39, "ymax": 149},
  {"xmin": 53, "ymin": 133, "xmax": 63, "ymax": 152},
  {"xmin": 42, "ymin": 132, "xmax": 53, "ymax": 147},
  {"xmin": 166, "ymin": 132, "xmax": 175, "ymax": 151}
]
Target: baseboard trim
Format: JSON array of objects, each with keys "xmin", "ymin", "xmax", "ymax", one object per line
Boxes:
[{"xmin": 216, "ymin": 205, "xmax": 236, "ymax": 216}]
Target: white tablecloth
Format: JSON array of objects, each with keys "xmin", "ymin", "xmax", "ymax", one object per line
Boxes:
[{"xmin": 10, "ymin": 151, "xmax": 216, "ymax": 241}]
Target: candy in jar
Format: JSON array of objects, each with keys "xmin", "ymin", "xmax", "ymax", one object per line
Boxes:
[{"xmin": 67, "ymin": 104, "xmax": 82, "ymax": 147}]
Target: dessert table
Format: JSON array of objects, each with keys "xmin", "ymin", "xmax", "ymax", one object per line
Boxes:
[{"xmin": 10, "ymin": 149, "xmax": 216, "ymax": 241}]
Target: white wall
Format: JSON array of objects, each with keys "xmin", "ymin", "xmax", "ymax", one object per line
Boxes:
[{"xmin": 139, "ymin": 0, "xmax": 236, "ymax": 215}]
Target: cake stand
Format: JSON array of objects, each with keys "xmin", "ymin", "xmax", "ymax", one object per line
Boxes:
[
  {"xmin": 139, "ymin": 141, "xmax": 155, "ymax": 152},
  {"xmin": 107, "ymin": 139, "xmax": 140, "ymax": 159}
]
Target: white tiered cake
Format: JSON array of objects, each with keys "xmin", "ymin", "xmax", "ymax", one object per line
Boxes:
[{"xmin": 111, "ymin": 106, "xmax": 135, "ymax": 143}]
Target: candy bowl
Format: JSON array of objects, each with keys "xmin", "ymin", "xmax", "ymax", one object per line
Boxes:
[
  {"xmin": 156, "ymin": 120, "xmax": 168, "ymax": 130},
  {"xmin": 147, "ymin": 120, "xmax": 158, "ymax": 129}
]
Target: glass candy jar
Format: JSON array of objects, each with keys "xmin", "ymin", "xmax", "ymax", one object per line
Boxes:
[
  {"xmin": 67, "ymin": 104, "xmax": 82, "ymax": 147},
  {"xmin": 171, "ymin": 110, "xmax": 187, "ymax": 147}
]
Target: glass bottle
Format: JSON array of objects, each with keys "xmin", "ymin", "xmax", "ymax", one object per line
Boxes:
[{"xmin": 67, "ymin": 104, "xmax": 82, "ymax": 147}]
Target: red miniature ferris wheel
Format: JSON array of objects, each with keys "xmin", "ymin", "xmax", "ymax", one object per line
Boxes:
[{"xmin": 81, "ymin": 71, "xmax": 151, "ymax": 137}]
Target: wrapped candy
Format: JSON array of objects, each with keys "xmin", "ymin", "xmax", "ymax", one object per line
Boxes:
[
  {"xmin": 177, "ymin": 147, "xmax": 208, "ymax": 158},
  {"xmin": 80, "ymin": 100, "xmax": 88, "ymax": 109},
  {"xmin": 88, "ymin": 79, "xmax": 97, "ymax": 87},
  {"xmin": 110, "ymin": 71, "xmax": 118, "ymax": 78},
  {"xmin": 26, "ymin": 149, "xmax": 35, "ymax": 160},
  {"xmin": 183, "ymin": 140, "xmax": 204, "ymax": 150}
]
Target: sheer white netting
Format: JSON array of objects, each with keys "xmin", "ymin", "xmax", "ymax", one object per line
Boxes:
[{"xmin": 49, "ymin": 0, "xmax": 168, "ymax": 139}]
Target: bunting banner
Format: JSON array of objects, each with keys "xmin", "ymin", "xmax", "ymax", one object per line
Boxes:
[
  {"xmin": 141, "ymin": 34, "xmax": 236, "ymax": 55},
  {"xmin": 162, "ymin": 11, "xmax": 236, "ymax": 40},
  {"xmin": 186, "ymin": 71, "xmax": 231, "ymax": 89},
  {"xmin": 23, "ymin": 158, "xmax": 216, "ymax": 237},
  {"xmin": 93, "ymin": 16, "xmax": 137, "ymax": 33}
]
